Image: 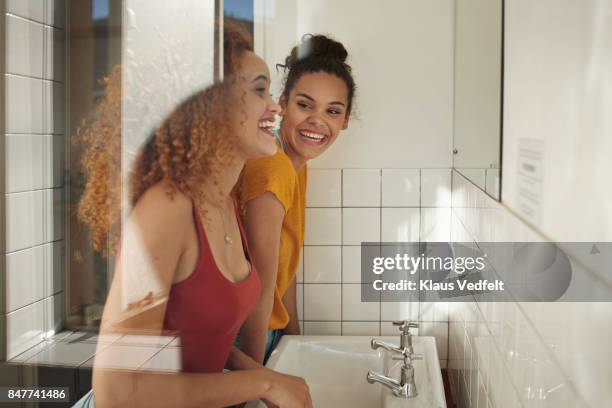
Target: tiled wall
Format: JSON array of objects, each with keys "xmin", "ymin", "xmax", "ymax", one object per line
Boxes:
[
  {"xmin": 448, "ymin": 171, "xmax": 612, "ymax": 408},
  {"xmin": 297, "ymin": 168, "xmax": 452, "ymax": 366},
  {"xmin": 1, "ymin": 0, "xmax": 66, "ymax": 360}
]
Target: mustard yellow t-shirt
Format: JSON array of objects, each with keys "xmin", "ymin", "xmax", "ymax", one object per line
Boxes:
[{"xmin": 239, "ymin": 148, "xmax": 307, "ymax": 330}]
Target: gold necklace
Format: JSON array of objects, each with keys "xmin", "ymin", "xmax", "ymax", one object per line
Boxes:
[{"xmin": 206, "ymin": 199, "xmax": 234, "ymax": 245}]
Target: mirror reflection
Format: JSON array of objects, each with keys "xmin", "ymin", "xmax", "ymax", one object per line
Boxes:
[{"xmin": 452, "ymin": 0, "xmax": 503, "ymax": 199}]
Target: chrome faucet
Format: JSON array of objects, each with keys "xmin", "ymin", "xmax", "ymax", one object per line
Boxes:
[
  {"xmin": 371, "ymin": 320, "xmax": 418, "ymax": 355},
  {"xmin": 367, "ymin": 321, "xmax": 420, "ymax": 399}
]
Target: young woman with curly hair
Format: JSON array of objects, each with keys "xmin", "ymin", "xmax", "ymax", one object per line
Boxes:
[
  {"xmin": 75, "ymin": 26, "xmax": 312, "ymax": 408},
  {"xmin": 238, "ymin": 35, "xmax": 356, "ymax": 364}
]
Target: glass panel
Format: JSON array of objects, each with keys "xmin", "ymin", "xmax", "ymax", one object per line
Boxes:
[{"xmin": 68, "ymin": 0, "xmax": 122, "ymax": 329}]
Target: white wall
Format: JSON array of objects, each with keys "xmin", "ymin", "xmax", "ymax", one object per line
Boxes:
[
  {"xmin": 1, "ymin": 0, "xmax": 66, "ymax": 360},
  {"xmin": 501, "ymin": 0, "xmax": 612, "ymax": 241},
  {"xmin": 255, "ymin": 0, "xmax": 455, "ymax": 169}
]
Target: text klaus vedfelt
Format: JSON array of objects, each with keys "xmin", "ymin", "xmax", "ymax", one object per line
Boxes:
[{"xmin": 371, "ymin": 254, "xmax": 505, "ymax": 292}]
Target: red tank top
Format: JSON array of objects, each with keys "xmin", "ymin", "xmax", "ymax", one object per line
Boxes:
[{"xmin": 163, "ymin": 203, "xmax": 260, "ymax": 372}]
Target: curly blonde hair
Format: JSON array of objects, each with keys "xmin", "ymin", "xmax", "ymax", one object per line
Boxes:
[{"xmin": 77, "ymin": 24, "xmax": 253, "ymax": 256}]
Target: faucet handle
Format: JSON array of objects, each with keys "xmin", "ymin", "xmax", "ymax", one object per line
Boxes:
[
  {"xmin": 392, "ymin": 320, "xmax": 419, "ymax": 333},
  {"xmin": 392, "ymin": 352, "xmax": 423, "ymax": 362}
]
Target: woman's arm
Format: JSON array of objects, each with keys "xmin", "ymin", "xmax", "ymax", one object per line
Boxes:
[
  {"xmin": 240, "ymin": 192, "xmax": 286, "ymax": 363},
  {"xmin": 226, "ymin": 346, "xmax": 262, "ymax": 370},
  {"xmin": 282, "ymin": 275, "xmax": 300, "ymax": 335},
  {"xmin": 93, "ymin": 185, "xmax": 310, "ymax": 407}
]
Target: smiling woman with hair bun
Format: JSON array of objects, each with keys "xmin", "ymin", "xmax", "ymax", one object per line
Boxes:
[{"xmin": 238, "ymin": 34, "xmax": 357, "ymax": 364}]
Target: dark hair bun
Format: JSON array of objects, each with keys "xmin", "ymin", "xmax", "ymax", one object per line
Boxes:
[
  {"xmin": 284, "ymin": 34, "xmax": 348, "ymax": 68},
  {"xmin": 279, "ymin": 34, "xmax": 356, "ymax": 113}
]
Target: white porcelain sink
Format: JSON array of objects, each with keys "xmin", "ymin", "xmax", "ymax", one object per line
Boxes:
[{"xmin": 245, "ymin": 335, "xmax": 446, "ymax": 408}]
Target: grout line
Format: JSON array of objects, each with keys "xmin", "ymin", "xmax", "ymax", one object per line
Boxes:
[
  {"xmin": 42, "ymin": 4, "xmax": 50, "ymax": 337},
  {"xmin": 418, "ymin": 168, "xmax": 422, "ymax": 322},
  {"xmin": 4, "ymin": 72, "xmax": 65, "ymax": 85},
  {"xmin": 379, "ymin": 168, "xmax": 383, "ymax": 333},
  {"xmin": 340, "ymin": 169, "xmax": 344, "ymax": 335},
  {"xmin": 6, "ymin": 290, "xmax": 65, "ymax": 316},
  {"xmin": 5, "ymin": 186, "xmax": 65, "ymax": 198},
  {"xmin": 5, "ymin": 12, "xmax": 65, "ymax": 30},
  {"xmin": 5, "ymin": 239, "xmax": 64, "ymax": 256},
  {"xmin": 4, "ymin": 132, "xmax": 65, "ymax": 136}
]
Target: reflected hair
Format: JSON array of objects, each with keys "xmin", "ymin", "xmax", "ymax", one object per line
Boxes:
[{"xmin": 77, "ymin": 24, "xmax": 253, "ymax": 256}]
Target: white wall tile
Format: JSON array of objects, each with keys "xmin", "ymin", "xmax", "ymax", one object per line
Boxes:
[
  {"xmin": 303, "ymin": 321, "xmax": 341, "ymax": 335},
  {"xmin": 46, "ymin": 0, "xmax": 66, "ymax": 28},
  {"xmin": 87, "ymin": 344, "xmax": 160, "ymax": 370},
  {"xmin": 342, "ymin": 284, "xmax": 379, "ymax": 321},
  {"xmin": 381, "ymin": 208, "xmax": 420, "ymax": 242},
  {"xmin": 500, "ymin": 367, "xmax": 521, "ymax": 408},
  {"xmin": 46, "ymin": 80, "xmax": 65, "ymax": 134},
  {"xmin": 304, "ymin": 208, "xmax": 341, "ymax": 245},
  {"xmin": 304, "ymin": 284, "xmax": 341, "ymax": 321},
  {"xmin": 420, "ymin": 322, "xmax": 448, "ymax": 360},
  {"xmin": 5, "ymin": 14, "xmax": 44, "ymax": 77},
  {"xmin": 8, "ymin": 340, "xmax": 52, "ymax": 363},
  {"xmin": 45, "ymin": 26, "xmax": 66, "ymax": 81},
  {"xmin": 420, "ymin": 208, "xmax": 451, "ymax": 242},
  {"xmin": 343, "ymin": 208, "xmax": 380, "ymax": 245},
  {"xmin": 296, "ymin": 283, "xmax": 303, "ymax": 321},
  {"xmin": 456, "ymin": 169, "xmax": 486, "ymax": 190},
  {"xmin": 304, "ymin": 246, "xmax": 341, "ymax": 283},
  {"xmin": 5, "ymin": 134, "xmax": 45, "ymax": 192},
  {"xmin": 343, "ymin": 169, "xmax": 380, "ymax": 207},
  {"xmin": 6, "ymin": 299, "xmax": 45, "ymax": 359},
  {"xmin": 63, "ymin": 331, "xmax": 121, "ymax": 344},
  {"xmin": 44, "ymin": 188, "xmax": 65, "ymax": 241},
  {"xmin": 6, "ymin": 245, "xmax": 45, "ymax": 312},
  {"xmin": 115, "ymin": 334, "xmax": 174, "ymax": 347},
  {"xmin": 140, "ymin": 347, "xmax": 181, "ymax": 372},
  {"xmin": 342, "ymin": 321, "xmax": 380, "ymax": 336},
  {"xmin": 27, "ymin": 341, "xmax": 97, "ymax": 366},
  {"xmin": 296, "ymin": 252, "xmax": 303, "ymax": 283},
  {"xmin": 421, "ymin": 169, "xmax": 451, "ymax": 207},
  {"xmin": 342, "ymin": 246, "xmax": 363, "ymax": 283},
  {"xmin": 381, "ymin": 302, "xmax": 419, "ymax": 322},
  {"xmin": 485, "ymin": 168, "xmax": 500, "ymax": 197},
  {"xmin": 419, "ymin": 302, "xmax": 449, "ymax": 322},
  {"xmin": 5, "ymin": 74, "xmax": 44, "ymax": 134},
  {"xmin": 382, "ymin": 169, "xmax": 420, "ymax": 207},
  {"xmin": 381, "ymin": 321, "xmax": 419, "ymax": 336},
  {"xmin": 5, "ymin": 0, "xmax": 45, "ymax": 23},
  {"xmin": 44, "ymin": 292, "xmax": 64, "ymax": 335},
  {"xmin": 5, "ymin": 135, "xmax": 64, "ymax": 192},
  {"xmin": 306, "ymin": 169, "xmax": 341, "ymax": 207},
  {"xmin": 46, "ymin": 135, "xmax": 65, "ymax": 188},
  {"xmin": 6, "ymin": 190, "xmax": 45, "ymax": 252}
]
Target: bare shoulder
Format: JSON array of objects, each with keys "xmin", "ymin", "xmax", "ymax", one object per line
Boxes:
[{"xmin": 131, "ymin": 182, "xmax": 193, "ymax": 233}]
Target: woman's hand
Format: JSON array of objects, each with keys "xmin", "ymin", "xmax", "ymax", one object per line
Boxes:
[{"xmin": 260, "ymin": 369, "xmax": 313, "ymax": 408}]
